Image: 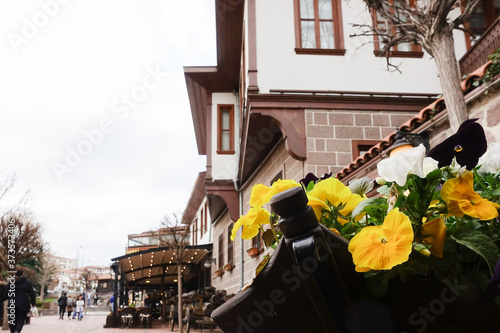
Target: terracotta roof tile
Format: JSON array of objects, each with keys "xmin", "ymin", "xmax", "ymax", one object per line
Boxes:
[{"xmin": 336, "ymin": 61, "xmax": 493, "ymax": 181}]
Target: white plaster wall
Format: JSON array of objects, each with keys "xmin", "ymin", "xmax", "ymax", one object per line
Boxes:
[
  {"xmin": 211, "ymin": 92, "xmax": 240, "ymax": 181},
  {"xmin": 253, "ymin": 0, "xmax": 472, "ymax": 94}
]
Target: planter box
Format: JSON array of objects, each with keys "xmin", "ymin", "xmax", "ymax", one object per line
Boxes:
[
  {"xmin": 223, "ymin": 264, "xmax": 234, "ymax": 272},
  {"xmin": 103, "ymin": 315, "xmax": 116, "ymax": 328},
  {"xmin": 246, "ymin": 247, "xmax": 260, "ymax": 258},
  {"xmin": 215, "ymin": 269, "xmax": 224, "ymax": 277}
]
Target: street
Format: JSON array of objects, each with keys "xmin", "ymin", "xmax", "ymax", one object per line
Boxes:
[{"xmin": 21, "ymin": 312, "xmax": 222, "ymax": 333}]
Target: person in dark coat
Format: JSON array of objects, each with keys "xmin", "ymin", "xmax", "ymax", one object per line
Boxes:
[
  {"xmin": 1, "ymin": 269, "xmax": 36, "ymax": 333},
  {"xmin": 57, "ymin": 292, "xmax": 68, "ymax": 319}
]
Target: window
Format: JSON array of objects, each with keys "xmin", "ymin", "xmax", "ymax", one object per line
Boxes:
[
  {"xmin": 372, "ymin": 0, "xmax": 423, "ymax": 57},
  {"xmin": 204, "ymin": 203, "xmax": 208, "ymax": 234},
  {"xmin": 252, "ymin": 229, "xmax": 263, "ymax": 250},
  {"xmin": 192, "ymin": 219, "xmax": 198, "ymax": 245},
  {"xmin": 466, "ymin": 0, "xmax": 500, "ymax": 45},
  {"xmin": 217, "ymin": 105, "xmax": 235, "ymax": 154},
  {"xmin": 200, "ymin": 209, "xmax": 204, "ymax": 237},
  {"xmin": 218, "ymin": 234, "xmax": 224, "ymax": 270},
  {"xmin": 227, "ymin": 223, "xmax": 234, "ymax": 265},
  {"xmin": 294, "ymin": 0, "xmax": 345, "ymax": 55},
  {"xmin": 270, "ymin": 171, "xmax": 283, "ymax": 185},
  {"xmin": 351, "ymin": 140, "xmax": 380, "ymax": 159}
]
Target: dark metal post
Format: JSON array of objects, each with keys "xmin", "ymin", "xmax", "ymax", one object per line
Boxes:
[{"xmin": 111, "ymin": 262, "xmax": 120, "ymax": 328}]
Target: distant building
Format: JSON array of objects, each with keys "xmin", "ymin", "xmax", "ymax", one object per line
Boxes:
[
  {"xmin": 95, "ymin": 273, "xmax": 115, "ymax": 295},
  {"xmin": 46, "ymin": 254, "xmax": 77, "ymax": 272},
  {"xmin": 126, "ymin": 226, "xmax": 189, "ymax": 254}
]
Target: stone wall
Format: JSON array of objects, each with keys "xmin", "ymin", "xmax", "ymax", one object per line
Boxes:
[{"xmin": 305, "ymin": 109, "xmax": 418, "ymax": 176}]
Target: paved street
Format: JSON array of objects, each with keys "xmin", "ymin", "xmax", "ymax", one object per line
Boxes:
[{"xmin": 21, "ymin": 313, "xmax": 222, "ymax": 333}]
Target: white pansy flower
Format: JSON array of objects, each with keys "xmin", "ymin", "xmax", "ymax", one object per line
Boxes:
[
  {"xmin": 423, "ymin": 157, "xmax": 439, "ymax": 176},
  {"xmin": 478, "ymin": 142, "xmax": 500, "ymax": 173},
  {"xmin": 377, "ymin": 144, "xmax": 426, "ymax": 186}
]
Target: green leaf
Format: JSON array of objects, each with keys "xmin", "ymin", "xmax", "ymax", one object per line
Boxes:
[
  {"xmin": 492, "ymin": 187, "xmax": 500, "ymax": 196},
  {"xmin": 255, "ymin": 255, "xmax": 270, "ymax": 276},
  {"xmin": 306, "ymin": 181, "xmax": 315, "ymax": 192},
  {"xmin": 425, "ymin": 169, "xmax": 443, "ymax": 187},
  {"xmin": 352, "ymin": 197, "xmax": 387, "ymax": 218},
  {"xmin": 451, "ymin": 228, "xmax": 500, "ymax": 275},
  {"xmin": 262, "ymin": 229, "xmax": 276, "ymax": 247},
  {"xmin": 348, "ymin": 177, "xmax": 374, "ymax": 197},
  {"xmin": 377, "ymin": 185, "xmax": 391, "ymax": 196}
]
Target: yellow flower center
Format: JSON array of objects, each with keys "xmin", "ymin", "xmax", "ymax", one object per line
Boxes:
[
  {"xmin": 380, "ymin": 237, "xmax": 388, "ymax": 244},
  {"xmin": 454, "ymin": 144, "xmax": 463, "ymax": 152}
]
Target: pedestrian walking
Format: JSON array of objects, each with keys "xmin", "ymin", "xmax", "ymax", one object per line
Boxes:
[
  {"xmin": 75, "ymin": 295, "xmax": 85, "ymax": 320},
  {"xmin": 66, "ymin": 297, "xmax": 74, "ymax": 319},
  {"xmin": 110, "ymin": 295, "xmax": 115, "ymax": 312},
  {"xmin": 58, "ymin": 292, "xmax": 68, "ymax": 319},
  {"xmin": 0, "ymin": 269, "xmax": 37, "ymax": 333}
]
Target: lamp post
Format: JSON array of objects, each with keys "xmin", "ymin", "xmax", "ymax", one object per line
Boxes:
[
  {"xmin": 111, "ymin": 262, "xmax": 120, "ymax": 328},
  {"xmin": 389, "ymin": 129, "xmax": 429, "ymax": 157},
  {"xmin": 79, "ymin": 246, "xmax": 85, "ymax": 269}
]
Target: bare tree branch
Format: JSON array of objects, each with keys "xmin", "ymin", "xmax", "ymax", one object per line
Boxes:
[{"xmin": 352, "ymin": 0, "xmax": 484, "ymax": 131}]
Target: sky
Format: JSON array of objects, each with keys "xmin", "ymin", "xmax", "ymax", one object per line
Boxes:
[{"xmin": 0, "ymin": 1, "xmax": 215, "ymax": 267}]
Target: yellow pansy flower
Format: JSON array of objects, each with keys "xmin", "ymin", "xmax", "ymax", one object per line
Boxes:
[
  {"xmin": 348, "ymin": 208, "xmax": 414, "ymax": 272},
  {"xmin": 307, "ymin": 178, "xmax": 364, "ymax": 225},
  {"xmin": 421, "ymin": 216, "xmax": 446, "ymax": 258},
  {"xmin": 230, "ymin": 207, "xmax": 270, "ymax": 241},
  {"xmin": 307, "ymin": 195, "xmax": 331, "ymax": 221},
  {"xmin": 441, "ymin": 171, "xmax": 500, "ymax": 220},
  {"xmin": 249, "ymin": 179, "xmax": 300, "ymax": 208}
]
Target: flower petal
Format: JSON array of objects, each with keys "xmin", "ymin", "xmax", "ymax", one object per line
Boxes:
[
  {"xmin": 307, "ymin": 195, "xmax": 330, "ymax": 221},
  {"xmin": 231, "ymin": 216, "xmax": 245, "ymax": 241},
  {"xmin": 478, "ymin": 142, "xmax": 500, "ymax": 174},
  {"xmin": 348, "ymin": 208, "xmax": 413, "ymax": 271},
  {"xmin": 421, "ymin": 217, "xmax": 446, "ymax": 258},
  {"xmin": 377, "ymin": 144, "xmax": 426, "ymax": 186},
  {"xmin": 250, "ymin": 184, "xmax": 271, "ymax": 208},
  {"xmin": 233, "ymin": 207, "xmax": 271, "ymax": 240},
  {"xmin": 442, "ymin": 171, "xmax": 500, "ymax": 220},
  {"xmin": 427, "ymin": 118, "xmax": 487, "ymax": 170}
]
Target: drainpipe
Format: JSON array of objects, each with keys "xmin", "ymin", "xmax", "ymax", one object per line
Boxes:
[{"xmin": 234, "ymin": 179, "xmax": 244, "ymax": 289}]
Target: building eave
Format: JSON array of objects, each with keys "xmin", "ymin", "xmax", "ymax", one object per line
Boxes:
[
  {"xmin": 182, "ymin": 171, "xmax": 207, "ymax": 223},
  {"xmin": 184, "ymin": 0, "xmax": 245, "ymax": 156}
]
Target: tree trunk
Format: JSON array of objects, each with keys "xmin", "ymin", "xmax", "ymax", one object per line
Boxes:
[
  {"xmin": 430, "ymin": 25, "xmax": 468, "ymax": 131},
  {"xmin": 40, "ymin": 282, "xmax": 45, "ymax": 301},
  {"xmin": 177, "ymin": 264, "xmax": 183, "ymax": 333}
]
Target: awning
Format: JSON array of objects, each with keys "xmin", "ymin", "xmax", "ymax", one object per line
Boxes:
[{"xmin": 111, "ymin": 244, "xmax": 212, "ymax": 287}]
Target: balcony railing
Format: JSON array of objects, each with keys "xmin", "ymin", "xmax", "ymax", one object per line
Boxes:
[{"xmin": 459, "ymin": 18, "xmax": 500, "ymax": 76}]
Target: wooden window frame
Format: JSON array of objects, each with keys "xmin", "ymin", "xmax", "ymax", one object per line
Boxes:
[
  {"xmin": 227, "ymin": 223, "xmax": 234, "ymax": 265},
  {"xmin": 218, "ymin": 233, "xmax": 224, "ymax": 270},
  {"xmin": 217, "ymin": 104, "xmax": 235, "ymax": 154},
  {"xmin": 293, "ymin": 0, "xmax": 346, "ymax": 55},
  {"xmin": 462, "ymin": 0, "xmax": 500, "ymax": 49},
  {"xmin": 251, "ymin": 229, "xmax": 263, "ymax": 250},
  {"xmin": 200, "ymin": 209, "xmax": 204, "ymax": 238},
  {"xmin": 371, "ymin": 0, "xmax": 423, "ymax": 58},
  {"xmin": 203, "ymin": 203, "xmax": 208, "ymax": 234},
  {"xmin": 352, "ymin": 140, "xmax": 380, "ymax": 159},
  {"xmin": 194, "ymin": 219, "xmax": 198, "ymax": 245}
]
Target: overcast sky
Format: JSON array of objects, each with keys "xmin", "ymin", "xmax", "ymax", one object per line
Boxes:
[{"xmin": 0, "ymin": 1, "xmax": 214, "ymax": 267}]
